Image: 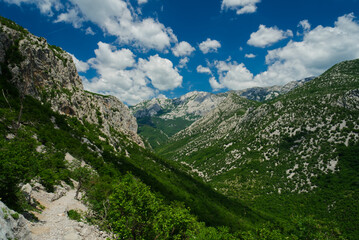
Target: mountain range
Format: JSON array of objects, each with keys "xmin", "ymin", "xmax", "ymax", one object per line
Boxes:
[
  {"xmin": 0, "ymin": 16, "xmax": 358, "ymax": 239},
  {"xmin": 131, "ymin": 77, "xmax": 314, "ymax": 149}
]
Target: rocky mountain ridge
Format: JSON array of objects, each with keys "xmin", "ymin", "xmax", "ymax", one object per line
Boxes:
[
  {"xmin": 161, "ymin": 60, "xmax": 359, "ymax": 187},
  {"xmin": 0, "ymin": 19, "xmax": 143, "ymax": 147},
  {"xmin": 132, "ymin": 78, "xmax": 314, "ymax": 149},
  {"xmin": 157, "ymin": 59, "xmax": 359, "ymax": 236},
  {"xmin": 132, "ymin": 78, "xmax": 313, "ymax": 121}
]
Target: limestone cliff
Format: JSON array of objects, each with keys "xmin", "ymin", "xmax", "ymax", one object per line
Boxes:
[{"xmin": 0, "ymin": 20, "xmax": 143, "ymax": 147}]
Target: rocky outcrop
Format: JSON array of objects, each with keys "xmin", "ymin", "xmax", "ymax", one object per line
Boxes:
[
  {"xmin": 233, "ymin": 77, "xmax": 314, "ymax": 102},
  {"xmin": 0, "ymin": 201, "xmax": 32, "ymax": 240},
  {"xmin": 0, "ymin": 21, "xmax": 143, "ymax": 147},
  {"xmin": 131, "ymin": 91, "xmax": 227, "ymax": 121}
]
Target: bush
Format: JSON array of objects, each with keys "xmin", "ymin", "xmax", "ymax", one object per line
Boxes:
[
  {"xmin": 67, "ymin": 209, "xmax": 82, "ymax": 222},
  {"xmin": 108, "ymin": 174, "xmax": 200, "ymax": 239}
]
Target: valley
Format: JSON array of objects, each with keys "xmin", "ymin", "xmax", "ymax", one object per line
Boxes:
[{"xmin": 0, "ymin": 15, "xmax": 358, "ymax": 239}]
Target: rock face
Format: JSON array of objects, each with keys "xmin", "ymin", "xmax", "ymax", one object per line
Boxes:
[
  {"xmin": 0, "ymin": 201, "xmax": 32, "ymax": 240},
  {"xmin": 0, "ymin": 21, "xmax": 143, "ymax": 147},
  {"xmin": 233, "ymin": 77, "xmax": 314, "ymax": 102},
  {"xmin": 160, "ymin": 59, "xmax": 359, "ymax": 195},
  {"xmin": 131, "ymin": 91, "xmax": 227, "ymax": 121}
]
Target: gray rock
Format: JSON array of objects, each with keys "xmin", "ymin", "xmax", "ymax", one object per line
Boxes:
[
  {"xmin": 0, "ymin": 201, "xmax": 32, "ymax": 240},
  {"xmin": 0, "ymin": 22, "xmax": 144, "ymax": 148},
  {"xmin": 21, "ymin": 183, "xmax": 35, "ymax": 205}
]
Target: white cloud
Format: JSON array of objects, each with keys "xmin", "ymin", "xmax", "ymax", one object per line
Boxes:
[
  {"xmin": 4, "ymin": 0, "xmax": 62, "ymax": 16},
  {"xmin": 255, "ymin": 13, "xmax": 359, "ymax": 86},
  {"xmin": 245, "ymin": 53, "xmax": 256, "ymax": 58},
  {"xmin": 196, "ymin": 65, "xmax": 212, "ymax": 74},
  {"xmin": 85, "ymin": 27, "xmax": 95, "ymax": 35},
  {"xmin": 298, "ymin": 20, "xmax": 311, "ymax": 31},
  {"xmin": 69, "ymin": 53, "xmax": 89, "ymax": 73},
  {"xmin": 7, "ymin": 0, "xmax": 177, "ymax": 51},
  {"xmin": 178, "ymin": 57, "xmax": 189, "ymax": 69},
  {"xmin": 85, "ymin": 42, "xmax": 151, "ymax": 105},
  {"xmin": 208, "ymin": 14, "xmax": 359, "ymax": 92},
  {"xmin": 138, "ymin": 0, "xmax": 148, "ymax": 4},
  {"xmin": 247, "ymin": 25, "xmax": 293, "ymax": 48},
  {"xmin": 221, "ymin": 0, "xmax": 261, "ymax": 15},
  {"xmin": 209, "ymin": 77, "xmax": 223, "ymax": 91},
  {"xmin": 199, "ymin": 38, "xmax": 221, "ymax": 54},
  {"xmin": 85, "ymin": 43, "xmax": 182, "ymax": 105},
  {"xmin": 64, "ymin": 0, "xmax": 177, "ymax": 51},
  {"xmin": 54, "ymin": 8, "xmax": 83, "ymax": 28},
  {"xmin": 139, "ymin": 54, "xmax": 182, "ymax": 90},
  {"xmin": 215, "ymin": 61, "xmax": 256, "ymax": 90},
  {"xmin": 89, "ymin": 42, "xmax": 136, "ymax": 70},
  {"xmin": 172, "ymin": 41, "xmax": 195, "ymax": 57}
]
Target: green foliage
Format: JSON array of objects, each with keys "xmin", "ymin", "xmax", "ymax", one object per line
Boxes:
[
  {"xmin": 11, "ymin": 212, "xmax": 20, "ymax": 220},
  {"xmin": 108, "ymin": 174, "xmax": 199, "ymax": 239},
  {"xmin": 137, "ymin": 116, "xmax": 194, "ymax": 149},
  {"xmin": 6, "ymin": 40, "xmax": 25, "ymax": 65},
  {"xmin": 67, "ymin": 209, "xmax": 82, "ymax": 222},
  {"xmin": 0, "ymin": 16, "xmax": 29, "ymax": 35},
  {"xmin": 48, "ymin": 44, "xmax": 68, "ymax": 66}
]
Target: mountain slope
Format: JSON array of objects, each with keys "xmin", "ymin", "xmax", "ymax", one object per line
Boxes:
[
  {"xmin": 0, "ymin": 16, "xmax": 274, "ymax": 236},
  {"xmin": 132, "ymin": 79, "xmax": 313, "ymax": 149},
  {"xmin": 158, "ymin": 59, "xmax": 359, "ymax": 238},
  {"xmin": 0, "ymin": 17, "xmax": 143, "ymax": 147}
]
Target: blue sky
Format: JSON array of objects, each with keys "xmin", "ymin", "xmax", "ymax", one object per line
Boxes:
[{"xmin": 1, "ymin": 0, "xmax": 359, "ymax": 105}]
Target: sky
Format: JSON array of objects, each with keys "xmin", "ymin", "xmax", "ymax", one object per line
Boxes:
[{"xmin": 1, "ymin": 0, "xmax": 359, "ymax": 105}]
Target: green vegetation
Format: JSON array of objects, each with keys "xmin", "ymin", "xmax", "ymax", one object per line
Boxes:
[
  {"xmin": 156, "ymin": 59, "xmax": 359, "ymax": 239},
  {"xmin": 48, "ymin": 44, "xmax": 68, "ymax": 66},
  {"xmin": 0, "ymin": 16, "xmax": 29, "ymax": 35},
  {"xmin": 67, "ymin": 209, "xmax": 82, "ymax": 222},
  {"xmin": 0, "ymin": 36, "xmax": 264, "ymax": 237},
  {"xmin": 137, "ymin": 116, "xmax": 194, "ymax": 149},
  {"xmin": 1, "ymin": 16, "xmax": 358, "ymax": 239}
]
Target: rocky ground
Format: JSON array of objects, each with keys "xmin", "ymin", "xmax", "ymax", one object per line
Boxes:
[
  {"xmin": 1, "ymin": 181, "xmax": 112, "ymax": 240},
  {"xmin": 27, "ymin": 182, "xmax": 111, "ymax": 240}
]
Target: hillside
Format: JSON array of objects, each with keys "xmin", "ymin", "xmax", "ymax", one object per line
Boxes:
[
  {"xmin": 0, "ymin": 16, "xmax": 280, "ymax": 239},
  {"xmin": 132, "ymin": 79, "xmax": 312, "ymax": 149},
  {"xmin": 158, "ymin": 59, "xmax": 359, "ymax": 238}
]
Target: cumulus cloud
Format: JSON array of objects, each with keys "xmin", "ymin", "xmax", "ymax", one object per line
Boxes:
[
  {"xmin": 255, "ymin": 13, "xmax": 359, "ymax": 86},
  {"xmin": 139, "ymin": 54, "xmax": 182, "ymax": 90},
  {"xmin": 172, "ymin": 41, "xmax": 195, "ymax": 57},
  {"xmin": 208, "ymin": 14, "xmax": 359, "ymax": 92},
  {"xmin": 215, "ymin": 61, "xmax": 256, "ymax": 90},
  {"xmin": 54, "ymin": 8, "xmax": 83, "ymax": 28},
  {"xmin": 67, "ymin": 0, "xmax": 177, "ymax": 51},
  {"xmin": 4, "ymin": 0, "xmax": 62, "ymax": 16},
  {"xmin": 6, "ymin": 0, "xmax": 177, "ymax": 51},
  {"xmin": 247, "ymin": 25, "xmax": 293, "ymax": 48},
  {"xmin": 245, "ymin": 53, "xmax": 256, "ymax": 58},
  {"xmin": 89, "ymin": 42, "xmax": 136, "ymax": 70},
  {"xmin": 69, "ymin": 53, "xmax": 89, "ymax": 73},
  {"xmin": 298, "ymin": 20, "xmax": 311, "ymax": 31},
  {"xmin": 209, "ymin": 77, "xmax": 223, "ymax": 91},
  {"xmin": 178, "ymin": 57, "xmax": 189, "ymax": 69},
  {"xmin": 199, "ymin": 38, "xmax": 221, "ymax": 54},
  {"xmin": 85, "ymin": 42, "xmax": 182, "ymax": 105},
  {"xmin": 85, "ymin": 27, "xmax": 95, "ymax": 35},
  {"xmin": 221, "ymin": 0, "xmax": 261, "ymax": 15},
  {"xmin": 196, "ymin": 65, "xmax": 212, "ymax": 74}
]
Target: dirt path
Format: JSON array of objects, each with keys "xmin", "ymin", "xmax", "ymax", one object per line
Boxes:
[{"xmin": 29, "ymin": 184, "xmax": 111, "ymax": 240}]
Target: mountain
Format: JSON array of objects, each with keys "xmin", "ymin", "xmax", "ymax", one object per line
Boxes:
[
  {"xmin": 158, "ymin": 59, "xmax": 359, "ymax": 238},
  {"xmin": 1, "ymin": 16, "xmax": 356, "ymax": 239},
  {"xmin": 132, "ymin": 79, "xmax": 313, "ymax": 149},
  {"xmin": 233, "ymin": 77, "xmax": 314, "ymax": 102},
  {"xmin": 0, "ymin": 17, "xmax": 143, "ymax": 147},
  {"xmin": 0, "ymin": 16, "xmax": 277, "ymax": 239}
]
